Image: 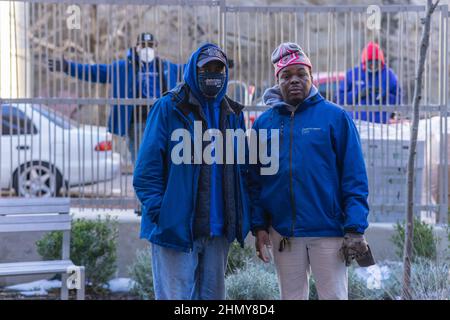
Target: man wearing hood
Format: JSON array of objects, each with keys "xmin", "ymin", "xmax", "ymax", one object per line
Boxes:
[
  {"xmin": 250, "ymin": 42, "xmax": 371, "ymax": 300},
  {"xmin": 133, "ymin": 43, "xmax": 251, "ymax": 300},
  {"xmin": 337, "ymin": 42, "xmax": 401, "ymax": 123},
  {"xmin": 48, "ymin": 32, "xmax": 180, "ymax": 164}
]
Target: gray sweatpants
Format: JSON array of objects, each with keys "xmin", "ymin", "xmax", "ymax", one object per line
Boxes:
[{"xmin": 269, "ymin": 227, "xmax": 348, "ymax": 300}]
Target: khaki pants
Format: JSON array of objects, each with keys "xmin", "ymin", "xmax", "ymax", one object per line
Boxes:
[{"xmin": 269, "ymin": 227, "xmax": 348, "ymax": 300}]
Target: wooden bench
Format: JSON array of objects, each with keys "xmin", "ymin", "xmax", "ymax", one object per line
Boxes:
[{"xmin": 0, "ymin": 198, "xmax": 85, "ymax": 300}]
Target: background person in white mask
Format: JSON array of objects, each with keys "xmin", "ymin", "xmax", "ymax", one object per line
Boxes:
[{"xmin": 49, "ymin": 32, "xmax": 181, "ymax": 167}]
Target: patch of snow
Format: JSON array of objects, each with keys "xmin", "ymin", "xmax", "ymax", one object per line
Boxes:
[
  {"xmin": 107, "ymin": 278, "xmax": 136, "ymax": 293},
  {"xmin": 354, "ymin": 264, "xmax": 393, "ymax": 289},
  {"xmin": 355, "ymin": 264, "xmax": 391, "ymax": 279},
  {"xmin": 5, "ymin": 279, "xmax": 62, "ymax": 297},
  {"xmin": 6, "ymin": 279, "xmax": 61, "ymax": 292},
  {"xmin": 20, "ymin": 288, "xmax": 50, "ymax": 297}
]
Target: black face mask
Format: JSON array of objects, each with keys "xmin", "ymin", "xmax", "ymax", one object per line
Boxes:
[{"xmin": 198, "ymin": 72, "xmax": 226, "ymax": 98}]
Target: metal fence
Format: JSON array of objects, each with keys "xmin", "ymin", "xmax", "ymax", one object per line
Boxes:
[{"xmin": 0, "ymin": 0, "xmax": 448, "ymax": 224}]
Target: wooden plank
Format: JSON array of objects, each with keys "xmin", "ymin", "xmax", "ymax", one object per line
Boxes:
[
  {"xmin": 0, "ymin": 198, "xmax": 70, "ymax": 207},
  {"xmin": 0, "ymin": 206, "xmax": 70, "ymax": 215},
  {"xmin": 0, "ymin": 214, "xmax": 71, "ymax": 225},
  {"xmin": 0, "ymin": 260, "xmax": 73, "ymax": 268},
  {"xmin": 0, "ymin": 222, "xmax": 71, "ymax": 233},
  {"xmin": 62, "ymin": 231, "xmax": 70, "ymax": 260},
  {"xmin": 0, "ymin": 198, "xmax": 70, "ymax": 215},
  {"xmin": 0, "ymin": 205, "xmax": 70, "ymax": 215},
  {"xmin": 0, "ymin": 260, "xmax": 74, "ymax": 276}
]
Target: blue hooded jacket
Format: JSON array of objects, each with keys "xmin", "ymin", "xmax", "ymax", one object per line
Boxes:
[
  {"xmin": 250, "ymin": 85, "xmax": 369, "ymax": 237},
  {"xmin": 337, "ymin": 64, "xmax": 401, "ymax": 124},
  {"xmin": 133, "ymin": 43, "xmax": 251, "ymax": 252},
  {"xmin": 65, "ymin": 49, "xmax": 181, "ymax": 136}
]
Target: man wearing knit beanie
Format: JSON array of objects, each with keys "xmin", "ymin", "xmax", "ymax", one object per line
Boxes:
[
  {"xmin": 337, "ymin": 41, "xmax": 401, "ymax": 123},
  {"xmin": 248, "ymin": 42, "xmax": 373, "ymax": 300}
]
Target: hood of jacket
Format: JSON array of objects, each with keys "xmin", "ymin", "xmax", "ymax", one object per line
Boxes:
[{"xmin": 183, "ymin": 43, "xmax": 229, "ymax": 107}]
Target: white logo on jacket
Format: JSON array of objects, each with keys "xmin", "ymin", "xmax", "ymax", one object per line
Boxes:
[
  {"xmin": 170, "ymin": 121, "xmax": 279, "ymax": 175},
  {"xmin": 301, "ymin": 127, "xmax": 323, "ymax": 135}
]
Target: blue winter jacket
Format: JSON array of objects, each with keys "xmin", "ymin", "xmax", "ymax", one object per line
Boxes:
[
  {"xmin": 133, "ymin": 43, "xmax": 251, "ymax": 252},
  {"xmin": 250, "ymin": 86, "xmax": 369, "ymax": 237},
  {"xmin": 65, "ymin": 49, "xmax": 181, "ymax": 136},
  {"xmin": 337, "ymin": 64, "xmax": 401, "ymax": 123}
]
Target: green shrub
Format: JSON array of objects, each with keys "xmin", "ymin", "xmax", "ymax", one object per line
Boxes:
[
  {"xmin": 128, "ymin": 248, "xmax": 154, "ymax": 300},
  {"xmin": 225, "ymin": 261, "xmax": 279, "ymax": 300},
  {"xmin": 379, "ymin": 259, "xmax": 450, "ymax": 300},
  {"xmin": 225, "ymin": 261, "xmax": 371, "ymax": 300},
  {"xmin": 225, "ymin": 259, "xmax": 380, "ymax": 300},
  {"xmin": 409, "ymin": 258, "xmax": 450, "ymax": 299},
  {"xmin": 349, "ymin": 259, "xmax": 450, "ymax": 300},
  {"xmin": 36, "ymin": 215, "xmax": 118, "ymax": 291},
  {"xmin": 308, "ymin": 277, "xmax": 318, "ymax": 300},
  {"xmin": 226, "ymin": 255, "xmax": 449, "ymax": 300},
  {"xmin": 309, "ymin": 267, "xmax": 388, "ymax": 300},
  {"xmin": 391, "ymin": 217, "xmax": 437, "ymax": 261},
  {"xmin": 347, "ymin": 265, "xmax": 395, "ymax": 300},
  {"xmin": 226, "ymin": 241, "xmax": 254, "ymax": 275}
]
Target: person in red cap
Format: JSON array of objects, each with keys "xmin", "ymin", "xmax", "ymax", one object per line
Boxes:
[
  {"xmin": 249, "ymin": 42, "xmax": 372, "ymax": 300},
  {"xmin": 337, "ymin": 42, "xmax": 401, "ymax": 123}
]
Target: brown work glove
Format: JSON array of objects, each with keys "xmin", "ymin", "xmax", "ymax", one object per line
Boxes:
[{"xmin": 339, "ymin": 233, "xmax": 369, "ymax": 266}]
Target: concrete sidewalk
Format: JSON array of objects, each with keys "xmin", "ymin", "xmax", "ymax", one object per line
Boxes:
[{"xmin": 1, "ymin": 208, "xmax": 448, "ymax": 286}]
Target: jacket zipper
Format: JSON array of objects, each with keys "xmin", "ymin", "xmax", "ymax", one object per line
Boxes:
[
  {"xmin": 289, "ymin": 111, "xmax": 296, "ymax": 238},
  {"xmin": 174, "ymin": 106, "xmax": 199, "ymax": 252},
  {"xmin": 233, "ymin": 116, "xmax": 243, "ymax": 244}
]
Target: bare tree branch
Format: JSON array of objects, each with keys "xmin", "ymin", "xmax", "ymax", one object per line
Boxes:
[{"xmin": 403, "ymin": 0, "xmax": 439, "ymax": 300}]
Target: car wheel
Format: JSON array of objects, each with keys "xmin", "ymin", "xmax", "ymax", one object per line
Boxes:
[{"xmin": 12, "ymin": 161, "xmax": 63, "ymax": 198}]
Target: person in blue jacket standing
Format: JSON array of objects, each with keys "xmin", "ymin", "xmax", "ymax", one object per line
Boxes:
[
  {"xmin": 48, "ymin": 32, "xmax": 180, "ymax": 164},
  {"xmin": 250, "ymin": 42, "xmax": 371, "ymax": 300},
  {"xmin": 337, "ymin": 42, "xmax": 401, "ymax": 123},
  {"xmin": 132, "ymin": 43, "xmax": 251, "ymax": 300}
]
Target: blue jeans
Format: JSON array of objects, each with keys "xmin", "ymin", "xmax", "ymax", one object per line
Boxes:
[{"xmin": 151, "ymin": 236, "xmax": 229, "ymax": 300}]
